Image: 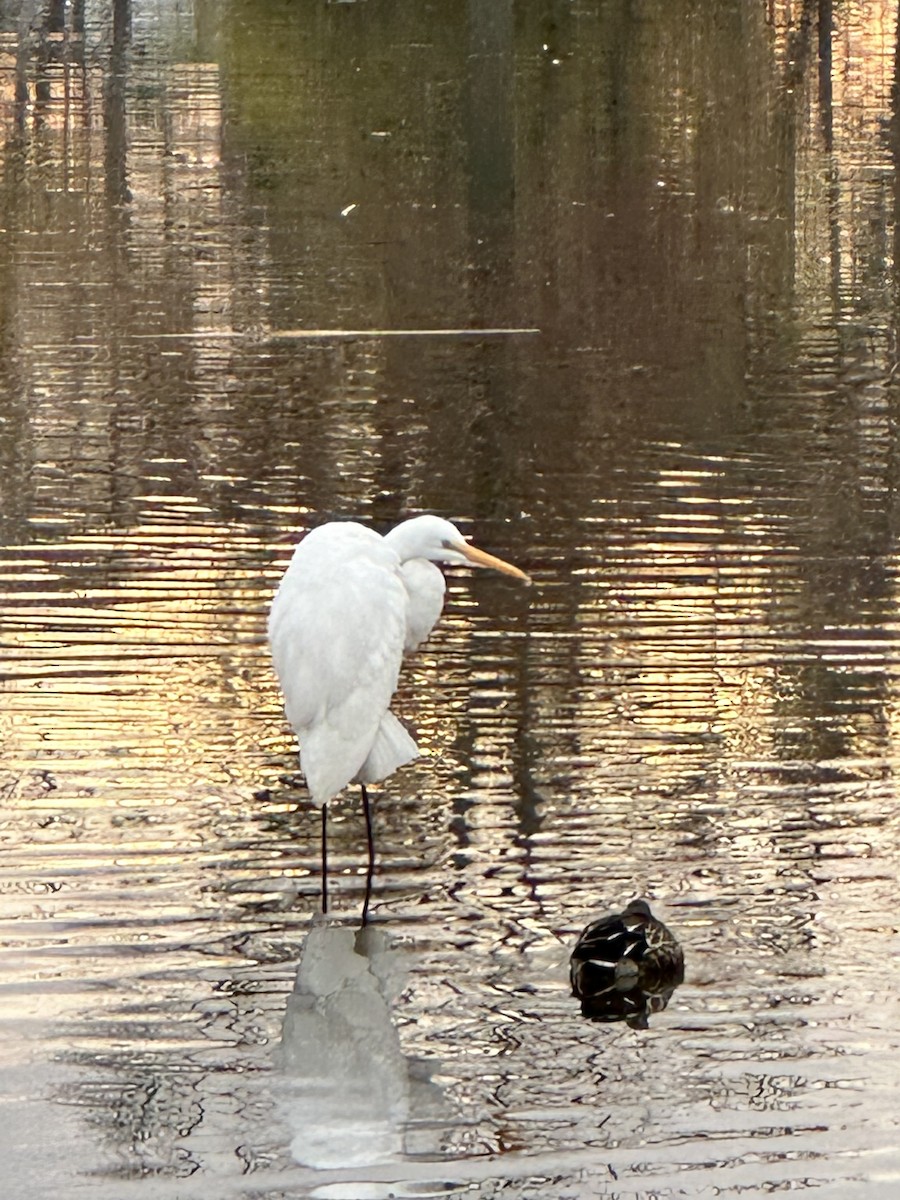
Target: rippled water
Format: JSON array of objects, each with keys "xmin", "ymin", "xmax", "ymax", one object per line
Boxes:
[{"xmin": 1, "ymin": 2, "xmax": 899, "ymax": 1197}]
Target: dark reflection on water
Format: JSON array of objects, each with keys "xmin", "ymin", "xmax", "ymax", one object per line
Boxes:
[{"xmin": 1, "ymin": 1, "xmax": 899, "ymax": 1197}]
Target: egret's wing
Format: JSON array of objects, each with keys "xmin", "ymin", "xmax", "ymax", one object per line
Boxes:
[
  {"xmin": 268, "ymin": 523, "xmax": 409, "ymax": 803},
  {"xmin": 398, "ymin": 559, "xmax": 446, "ymax": 652}
]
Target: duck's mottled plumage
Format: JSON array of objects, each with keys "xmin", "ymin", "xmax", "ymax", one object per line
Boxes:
[{"xmin": 570, "ymin": 899, "xmax": 684, "ymax": 1028}]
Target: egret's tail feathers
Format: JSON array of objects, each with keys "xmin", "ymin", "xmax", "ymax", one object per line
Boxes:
[
  {"xmin": 298, "ymin": 711, "xmax": 418, "ymax": 806},
  {"xmin": 356, "ymin": 711, "xmax": 419, "ymax": 785}
]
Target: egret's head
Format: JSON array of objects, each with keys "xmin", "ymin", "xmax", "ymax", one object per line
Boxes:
[{"xmin": 385, "ymin": 515, "xmax": 530, "ymax": 581}]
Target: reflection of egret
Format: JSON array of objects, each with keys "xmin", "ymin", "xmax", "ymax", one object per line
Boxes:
[
  {"xmin": 570, "ymin": 900, "xmax": 684, "ymax": 1029},
  {"xmin": 278, "ymin": 918, "xmax": 448, "ymax": 1169},
  {"xmin": 268, "ymin": 516, "xmax": 528, "ymax": 913}
]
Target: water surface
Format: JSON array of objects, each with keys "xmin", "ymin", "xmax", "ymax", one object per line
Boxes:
[{"xmin": 1, "ymin": 2, "xmax": 899, "ymax": 1197}]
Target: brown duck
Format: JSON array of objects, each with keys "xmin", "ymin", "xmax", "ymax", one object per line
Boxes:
[{"xmin": 570, "ymin": 899, "xmax": 684, "ymax": 1028}]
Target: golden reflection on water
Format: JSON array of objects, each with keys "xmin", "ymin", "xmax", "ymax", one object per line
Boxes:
[{"xmin": 0, "ymin": 522, "xmax": 276, "ymax": 804}]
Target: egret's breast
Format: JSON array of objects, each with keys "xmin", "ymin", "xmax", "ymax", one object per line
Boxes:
[{"xmin": 398, "ymin": 559, "xmax": 446, "ymax": 652}]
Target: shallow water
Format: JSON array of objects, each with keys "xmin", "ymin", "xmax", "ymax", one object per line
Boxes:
[{"xmin": 1, "ymin": 2, "xmax": 899, "ymax": 1197}]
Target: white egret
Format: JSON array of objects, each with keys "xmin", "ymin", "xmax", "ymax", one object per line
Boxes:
[{"xmin": 268, "ymin": 514, "xmax": 529, "ymax": 914}]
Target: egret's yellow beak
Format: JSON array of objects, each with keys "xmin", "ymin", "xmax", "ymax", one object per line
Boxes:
[{"xmin": 458, "ymin": 542, "xmax": 530, "ymax": 582}]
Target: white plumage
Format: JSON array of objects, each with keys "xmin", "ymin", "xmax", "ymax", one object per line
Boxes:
[{"xmin": 268, "ymin": 514, "xmax": 528, "ymax": 808}]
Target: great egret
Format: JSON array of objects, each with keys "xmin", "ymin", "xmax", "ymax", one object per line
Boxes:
[{"xmin": 268, "ymin": 514, "xmax": 529, "ymax": 914}]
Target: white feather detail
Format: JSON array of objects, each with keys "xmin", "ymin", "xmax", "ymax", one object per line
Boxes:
[
  {"xmin": 268, "ymin": 523, "xmax": 409, "ymax": 805},
  {"xmin": 355, "ymin": 711, "xmax": 419, "ymax": 784},
  {"xmin": 398, "ymin": 559, "xmax": 445, "ymax": 651}
]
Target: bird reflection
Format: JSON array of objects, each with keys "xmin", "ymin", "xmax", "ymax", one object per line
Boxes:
[
  {"xmin": 570, "ymin": 900, "xmax": 684, "ymax": 1029},
  {"xmin": 278, "ymin": 917, "xmax": 447, "ymax": 1169}
]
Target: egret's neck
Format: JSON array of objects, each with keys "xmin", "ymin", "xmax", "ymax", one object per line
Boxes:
[{"xmin": 383, "ymin": 519, "xmax": 428, "ymax": 563}]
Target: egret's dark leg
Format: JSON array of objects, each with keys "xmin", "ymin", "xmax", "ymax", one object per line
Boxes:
[
  {"xmin": 361, "ymin": 783, "xmax": 375, "ymax": 925},
  {"xmin": 321, "ymin": 803, "xmax": 329, "ymax": 914}
]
